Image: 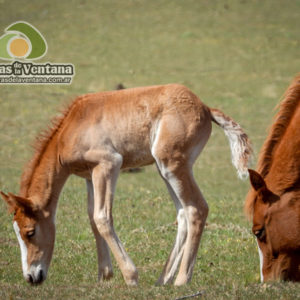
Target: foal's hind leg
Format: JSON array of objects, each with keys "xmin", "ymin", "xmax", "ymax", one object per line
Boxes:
[
  {"xmin": 156, "ymin": 178, "xmax": 187, "ymax": 285},
  {"xmin": 86, "ymin": 179, "xmax": 113, "ymax": 281},
  {"xmin": 152, "ymin": 113, "xmax": 211, "ymax": 285},
  {"xmin": 157, "ymin": 161, "xmax": 209, "ymax": 286}
]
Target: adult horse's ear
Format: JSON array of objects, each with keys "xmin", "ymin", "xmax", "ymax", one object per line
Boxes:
[{"xmin": 248, "ymin": 169, "xmax": 266, "ymax": 191}]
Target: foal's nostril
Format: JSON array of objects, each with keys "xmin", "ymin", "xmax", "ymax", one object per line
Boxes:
[
  {"xmin": 28, "ymin": 274, "xmax": 33, "ymax": 284},
  {"xmin": 37, "ymin": 269, "xmax": 44, "ymax": 283}
]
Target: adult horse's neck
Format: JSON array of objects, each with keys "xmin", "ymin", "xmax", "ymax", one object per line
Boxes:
[
  {"xmin": 20, "ymin": 135, "xmax": 69, "ymax": 216},
  {"xmin": 265, "ymin": 103, "xmax": 300, "ymax": 194}
]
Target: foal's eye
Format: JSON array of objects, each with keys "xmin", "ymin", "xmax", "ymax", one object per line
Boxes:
[
  {"xmin": 254, "ymin": 228, "xmax": 265, "ymax": 240},
  {"xmin": 26, "ymin": 230, "xmax": 35, "ymax": 238}
]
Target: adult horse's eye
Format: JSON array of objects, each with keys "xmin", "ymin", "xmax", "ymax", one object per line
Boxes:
[
  {"xmin": 254, "ymin": 228, "xmax": 265, "ymax": 240},
  {"xmin": 26, "ymin": 229, "xmax": 35, "ymax": 238}
]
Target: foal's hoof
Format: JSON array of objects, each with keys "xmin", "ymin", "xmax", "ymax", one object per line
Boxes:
[
  {"xmin": 103, "ymin": 272, "xmax": 113, "ymax": 281},
  {"xmin": 125, "ymin": 279, "xmax": 138, "ymax": 286},
  {"xmin": 155, "ymin": 279, "xmax": 163, "ymax": 286},
  {"xmin": 98, "ymin": 268, "xmax": 113, "ymax": 281},
  {"xmin": 124, "ymin": 272, "xmax": 138, "ymax": 286},
  {"xmin": 174, "ymin": 276, "xmax": 189, "ymax": 286},
  {"xmin": 155, "ymin": 277, "xmax": 170, "ymax": 286}
]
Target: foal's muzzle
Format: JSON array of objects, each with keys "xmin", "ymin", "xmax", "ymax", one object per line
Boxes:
[{"xmin": 26, "ymin": 269, "xmax": 45, "ymax": 285}]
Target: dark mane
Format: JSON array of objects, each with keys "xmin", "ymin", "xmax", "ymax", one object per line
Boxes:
[
  {"xmin": 19, "ymin": 95, "xmax": 85, "ymax": 197},
  {"xmin": 257, "ymin": 74, "xmax": 300, "ymax": 177},
  {"xmin": 245, "ymin": 74, "xmax": 300, "ymax": 217}
]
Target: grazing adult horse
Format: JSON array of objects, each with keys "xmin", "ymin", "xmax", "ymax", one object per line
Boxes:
[
  {"xmin": 1, "ymin": 84, "xmax": 252, "ymax": 286},
  {"xmin": 246, "ymin": 74, "xmax": 300, "ymax": 282}
]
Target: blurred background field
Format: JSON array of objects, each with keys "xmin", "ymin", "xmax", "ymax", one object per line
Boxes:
[{"xmin": 0, "ymin": 0, "xmax": 299, "ymax": 299}]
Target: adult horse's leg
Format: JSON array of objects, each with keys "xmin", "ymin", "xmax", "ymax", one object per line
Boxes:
[
  {"xmin": 86, "ymin": 179, "xmax": 113, "ymax": 281},
  {"xmin": 91, "ymin": 152, "xmax": 138, "ymax": 286},
  {"xmin": 156, "ymin": 177, "xmax": 187, "ymax": 285}
]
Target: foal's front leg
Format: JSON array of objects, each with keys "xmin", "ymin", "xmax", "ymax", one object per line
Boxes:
[
  {"xmin": 91, "ymin": 155, "xmax": 138, "ymax": 286},
  {"xmin": 86, "ymin": 179, "xmax": 113, "ymax": 281}
]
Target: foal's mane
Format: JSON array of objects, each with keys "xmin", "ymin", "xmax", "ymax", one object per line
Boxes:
[
  {"xmin": 245, "ymin": 74, "xmax": 300, "ymax": 217},
  {"xmin": 20, "ymin": 95, "xmax": 85, "ymax": 197},
  {"xmin": 257, "ymin": 74, "xmax": 300, "ymax": 178}
]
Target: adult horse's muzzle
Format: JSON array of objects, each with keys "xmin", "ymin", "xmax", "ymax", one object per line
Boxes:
[{"xmin": 272, "ymin": 253, "xmax": 300, "ymax": 282}]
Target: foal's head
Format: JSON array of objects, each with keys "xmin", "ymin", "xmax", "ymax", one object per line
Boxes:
[
  {"xmin": 247, "ymin": 170, "xmax": 300, "ymax": 282},
  {"xmin": 1, "ymin": 192, "xmax": 55, "ymax": 285}
]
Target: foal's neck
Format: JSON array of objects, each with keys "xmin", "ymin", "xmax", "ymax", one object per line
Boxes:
[{"xmin": 21, "ymin": 138, "xmax": 69, "ymax": 214}]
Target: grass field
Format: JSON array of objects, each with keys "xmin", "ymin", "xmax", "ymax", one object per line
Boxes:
[{"xmin": 0, "ymin": 0, "xmax": 300, "ymax": 299}]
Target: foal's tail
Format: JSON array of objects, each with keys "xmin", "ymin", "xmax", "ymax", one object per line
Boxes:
[{"xmin": 209, "ymin": 108, "xmax": 253, "ymax": 179}]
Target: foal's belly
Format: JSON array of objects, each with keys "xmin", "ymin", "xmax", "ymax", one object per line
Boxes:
[
  {"xmin": 66, "ymin": 139, "xmax": 155, "ymax": 178},
  {"xmin": 107, "ymin": 121, "xmax": 156, "ymax": 168},
  {"xmin": 120, "ymin": 148, "xmax": 155, "ymax": 169}
]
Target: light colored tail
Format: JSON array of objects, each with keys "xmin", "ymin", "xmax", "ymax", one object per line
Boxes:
[{"xmin": 210, "ymin": 108, "xmax": 253, "ymax": 179}]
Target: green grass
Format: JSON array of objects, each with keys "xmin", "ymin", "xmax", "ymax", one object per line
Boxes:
[{"xmin": 0, "ymin": 0, "xmax": 300, "ymax": 299}]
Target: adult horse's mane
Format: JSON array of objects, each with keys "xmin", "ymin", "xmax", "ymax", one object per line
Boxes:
[
  {"xmin": 20, "ymin": 95, "xmax": 87, "ymax": 197},
  {"xmin": 257, "ymin": 74, "xmax": 300, "ymax": 178},
  {"xmin": 245, "ymin": 74, "xmax": 300, "ymax": 217}
]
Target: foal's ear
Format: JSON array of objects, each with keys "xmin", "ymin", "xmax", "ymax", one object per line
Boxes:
[
  {"xmin": 0, "ymin": 191, "xmax": 35, "ymax": 213},
  {"xmin": 0, "ymin": 191, "xmax": 16, "ymax": 213},
  {"xmin": 248, "ymin": 169, "xmax": 267, "ymax": 191},
  {"xmin": 8, "ymin": 193, "xmax": 36, "ymax": 211}
]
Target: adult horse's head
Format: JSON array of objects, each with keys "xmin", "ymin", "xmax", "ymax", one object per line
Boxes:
[
  {"xmin": 247, "ymin": 169, "xmax": 300, "ymax": 282},
  {"xmin": 1, "ymin": 191, "xmax": 55, "ymax": 285}
]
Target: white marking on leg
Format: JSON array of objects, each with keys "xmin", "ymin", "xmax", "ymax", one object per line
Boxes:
[
  {"xmin": 150, "ymin": 120, "xmax": 161, "ymax": 157},
  {"xmin": 256, "ymin": 240, "xmax": 264, "ymax": 282},
  {"xmin": 163, "ymin": 208, "xmax": 187, "ymax": 283},
  {"xmin": 13, "ymin": 221, "xmax": 28, "ymax": 277}
]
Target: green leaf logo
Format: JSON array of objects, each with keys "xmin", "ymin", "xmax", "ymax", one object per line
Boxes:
[{"xmin": 0, "ymin": 21, "xmax": 47, "ymax": 61}]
